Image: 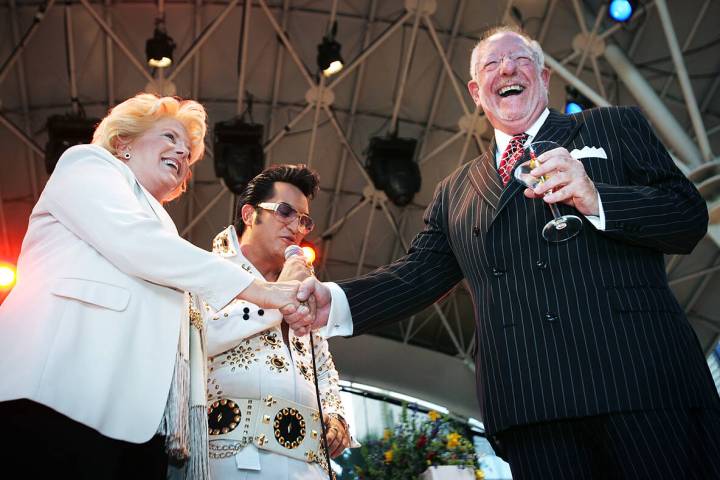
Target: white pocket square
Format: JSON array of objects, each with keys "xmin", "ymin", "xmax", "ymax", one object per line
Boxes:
[{"xmin": 570, "ymin": 146, "xmax": 607, "ymax": 159}]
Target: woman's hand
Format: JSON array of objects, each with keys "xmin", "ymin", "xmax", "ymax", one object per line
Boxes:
[
  {"xmin": 239, "ymin": 279, "xmax": 311, "ymax": 317},
  {"xmin": 324, "ymin": 414, "xmax": 351, "ymax": 458}
]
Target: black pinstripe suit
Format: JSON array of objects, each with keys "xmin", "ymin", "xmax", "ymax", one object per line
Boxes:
[{"xmin": 338, "ymin": 107, "xmax": 720, "ymax": 442}]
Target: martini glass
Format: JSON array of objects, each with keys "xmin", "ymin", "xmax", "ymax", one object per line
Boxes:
[{"xmin": 513, "ymin": 140, "xmax": 582, "ymax": 243}]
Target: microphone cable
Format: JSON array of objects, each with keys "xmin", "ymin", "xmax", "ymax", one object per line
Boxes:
[{"xmin": 285, "ymin": 245, "xmax": 334, "ymax": 480}]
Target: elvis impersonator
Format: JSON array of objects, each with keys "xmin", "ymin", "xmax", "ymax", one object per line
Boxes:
[{"xmin": 194, "ymin": 164, "xmax": 357, "ymax": 479}]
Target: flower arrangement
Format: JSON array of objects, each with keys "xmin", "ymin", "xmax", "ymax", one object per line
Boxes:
[{"xmin": 346, "ymin": 404, "xmax": 484, "ymax": 480}]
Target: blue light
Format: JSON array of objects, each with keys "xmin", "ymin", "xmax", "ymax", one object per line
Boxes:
[
  {"xmin": 609, "ymin": 0, "xmax": 633, "ymax": 22},
  {"xmin": 565, "ymin": 102, "xmax": 583, "ymax": 114}
]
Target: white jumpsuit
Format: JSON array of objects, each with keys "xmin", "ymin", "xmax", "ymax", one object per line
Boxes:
[{"xmin": 199, "ymin": 226, "xmax": 346, "ymax": 479}]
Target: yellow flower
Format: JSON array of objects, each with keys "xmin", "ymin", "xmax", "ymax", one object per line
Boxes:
[
  {"xmin": 384, "ymin": 449, "xmax": 394, "ymax": 463},
  {"xmin": 446, "ymin": 432, "xmax": 461, "ymax": 449},
  {"xmin": 383, "ymin": 429, "xmax": 392, "ymax": 441},
  {"xmin": 428, "ymin": 410, "xmax": 441, "ymax": 422},
  {"xmin": 475, "ymin": 469, "xmax": 485, "ymax": 479}
]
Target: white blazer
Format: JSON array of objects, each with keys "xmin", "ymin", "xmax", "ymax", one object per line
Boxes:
[{"xmin": 0, "ymin": 144, "xmax": 254, "ymax": 443}]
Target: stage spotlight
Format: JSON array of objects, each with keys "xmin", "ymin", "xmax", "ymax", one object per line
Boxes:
[
  {"xmin": 146, "ymin": 19, "xmax": 176, "ymax": 68},
  {"xmin": 45, "ymin": 114, "xmax": 99, "ymax": 174},
  {"xmin": 564, "ymin": 86, "xmax": 591, "ymax": 115},
  {"xmin": 0, "ymin": 262, "xmax": 16, "ymax": 290},
  {"xmin": 213, "ymin": 119, "xmax": 265, "ymax": 195},
  {"xmin": 608, "ymin": 0, "xmax": 635, "ymax": 22},
  {"xmin": 366, "ymin": 135, "xmax": 420, "ymax": 207},
  {"xmin": 565, "ymin": 101, "xmax": 583, "ymax": 115},
  {"xmin": 301, "ymin": 243, "xmax": 317, "ymax": 266},
  {"xmin": 317, "ymin": 22, "xmax": 344, "ymax": 77}
]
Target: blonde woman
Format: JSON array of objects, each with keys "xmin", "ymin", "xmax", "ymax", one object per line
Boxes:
[{"xmin": 0, "ymin": 93, "xmax": 312, "ymax": 479}]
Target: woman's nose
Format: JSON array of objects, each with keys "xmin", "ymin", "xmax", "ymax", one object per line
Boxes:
[{"xmin": 176, "ymin": 143, "xmax": 190, "ymax": 160}]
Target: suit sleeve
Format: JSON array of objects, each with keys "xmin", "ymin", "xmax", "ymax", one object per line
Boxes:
[
  {"xmin": 336, "ymin": 179, "xmax": 464, "ymax": 335},
  {"xmin": 41, "ymin": 147, "xmax": 254, "ymax": 310},
  {"xmin": 593, "ymin": 107, "xmax": 708, "ymax": 254}
]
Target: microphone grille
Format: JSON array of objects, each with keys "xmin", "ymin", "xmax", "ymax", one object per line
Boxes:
[{"xmin": 284, "ymin": 244, "xmax": 304, "ymax": 260}]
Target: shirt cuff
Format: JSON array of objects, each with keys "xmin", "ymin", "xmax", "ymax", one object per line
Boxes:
[
  {"xmin": 584, "ymin": 192, "xmax": 605, "ymax": 231},
  {"xmin": 318, "ymin": 282, "xmax": 353, "ymax": 338}
]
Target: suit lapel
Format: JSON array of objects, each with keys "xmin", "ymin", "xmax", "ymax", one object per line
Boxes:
[
  {"xmin": 468, "ymin": 136, "xmax": 503, "ymax": 211},
  {"xmin": 532, "ymin": 109, "xmax": 576, "ymax": 146},
  {"xmin": 493, "ymin": 110, "xmax": 577, "ymax": 220}
]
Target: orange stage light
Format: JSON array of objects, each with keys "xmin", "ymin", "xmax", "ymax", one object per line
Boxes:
[
  {"xmin": 301, "ymin": 246, "xmax": 316, "ymax": 266},
  {"xmin": 0, "ymin": 263, "xmax": 16, "ymax": 290}
]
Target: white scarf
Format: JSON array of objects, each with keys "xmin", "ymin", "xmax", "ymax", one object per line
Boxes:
[{"xmin": 159, "ymin": 292, "xmax": 209, "ymax": 480}]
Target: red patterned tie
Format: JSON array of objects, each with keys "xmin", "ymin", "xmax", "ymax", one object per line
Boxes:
[{"xmin": 497, "ymin": 133, "xmax": 529, "ymax": 185}]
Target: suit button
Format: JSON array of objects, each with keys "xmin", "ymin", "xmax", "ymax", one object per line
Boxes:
[
  {"xmin": 536, "ymin": 260, "xmax": 548, "ymax": 270},
  {"xmin": 473, "ymin": 226, "xmax": 481, "ymax": 237},
  {"xmin": 491, "ymin": 267, "xmax": 505, "ymax": 277},
  {"xmin": 544, "ymin": 312, "xmax": 559, "ymax": 323}
]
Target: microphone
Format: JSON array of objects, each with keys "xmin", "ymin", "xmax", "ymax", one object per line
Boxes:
[
  {"xmin": 284, "ymin": 244, "xmax": 315, "ymax": 278},
  {"xmin": 284, "ymin": 244, "xmax": 305, "ymax": 261}
]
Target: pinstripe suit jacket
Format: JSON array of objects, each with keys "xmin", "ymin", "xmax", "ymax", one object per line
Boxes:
[{"xmin": 338, "ymin": 107, "xmax": 720, "ymax": 435}]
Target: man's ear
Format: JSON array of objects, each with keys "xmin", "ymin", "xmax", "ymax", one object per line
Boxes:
[
  {"xmin": 468, "ymin": 80, "xmax": 481, "ymax": 105},
  {"xmin": 541, "ymin": 66, "xmax": 551, "ymax": 90},
  {"xmin": 240, "ymin": 204, "xmax": 256, "ymax": 229}
]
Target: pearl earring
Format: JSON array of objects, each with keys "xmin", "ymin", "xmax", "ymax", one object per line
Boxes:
[{"xmin": 123, "ymin": 152, "xmax": 131, "ymax": 160}]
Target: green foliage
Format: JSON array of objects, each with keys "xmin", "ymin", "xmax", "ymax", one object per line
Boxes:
[{"xmin": 340, "ymin": 404, "xmax": 480, "ymax": 480}]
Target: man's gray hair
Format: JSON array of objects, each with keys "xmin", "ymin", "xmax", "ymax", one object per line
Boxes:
[{"xmin": 469, "ymin": 25, "xmax": 545, "ymax": 82}]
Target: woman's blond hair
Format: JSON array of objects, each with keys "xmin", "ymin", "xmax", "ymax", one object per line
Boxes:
[{"xmin": 92, "ymin": 93, "xmax": 207, "ymax": 201}]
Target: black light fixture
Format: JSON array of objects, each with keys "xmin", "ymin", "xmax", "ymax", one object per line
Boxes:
[
  {"xmin": 366, "ymin": 135, "xmax": 420, "ymax": 207},
  {"xmin": 213, "ymin": 119, "xmax": 265, "ymax": 195},
  {"xmin": 564, "ymin": 86, "xmax": 592, "ymax": 115},
  {"xmin": 317, "ymin": 21, "xmax": 344, "ymax": 77},
  {"xmin": 146, "ymin": 18, "xmax": 176, "ymax": 68},
  {"xmin": 45, "ymin": 114, "xmax": 99, "ymax": 174}
]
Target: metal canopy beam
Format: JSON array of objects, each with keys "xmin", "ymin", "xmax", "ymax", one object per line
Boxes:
[
  {"xmin": 604, "ymin": 44, "xmax": 703, "ymax": 167},
  {"xmin": 654, "ymin": 0, "xmax": 713, "ymax": 161}
]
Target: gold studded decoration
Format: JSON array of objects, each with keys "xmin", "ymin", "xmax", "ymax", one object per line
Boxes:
[
  {"xmin": 321, "ymin": 391, "xmax": 343, "ymax": 412},
  {"xmin": 260, "ymin": 331, "xmax": 283, "ymax": 350},
  {"xmin": 220, "ymin": 344, "xmax": 259, "ymax": 372},
  {"xmin": 188, "ymin": 294, "xmax": 204, "ymax": 330},
  {"xmin": 292, "ymin": 337, "xmax": 307, "ymax": 356},
  {"xmin": 273, "ymin": 407, "xmax": 306, "ymax": 450},
  {"xmin": 296, "ymin": 361, "xmax": 314, "ymax": 383},
  {"xmin": 212, "ymin": 230, "xmax": 237, "ymax": 257},
  {"xmin": 266, "ymin": 354, "xmax": 289, "ymax": 373},
  {"xmin": 207, "ymin": 399, "xmax": 242, "ymax": 435}
]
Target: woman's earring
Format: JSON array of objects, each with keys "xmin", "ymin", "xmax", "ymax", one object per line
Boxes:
[{"xmin": 123, "ymin": 151, "xmax": 131, "ymax": 159}]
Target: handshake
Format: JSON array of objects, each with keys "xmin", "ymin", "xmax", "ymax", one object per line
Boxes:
[{"xmin": 240, "ymin": 249, "xmax": 331, "ymax": 336}]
